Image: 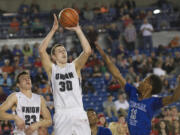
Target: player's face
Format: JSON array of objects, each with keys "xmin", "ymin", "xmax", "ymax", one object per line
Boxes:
[
  {"xmin": 160, "ymin": 121, "xmax": 166, "ymax": 129},
  {"xmin": 54, "ymin": 46, "xmax": 67, "ymax": 64},
  {"xmin": 99, "ymin": 117, "xmax": 106, "ymax": 124},
  {"xmin": 87, "ymin": 111, "xmax": 98, "ymax": 125},
  {"xmin": 138, "ymin": 77, "xmax": 152, "ymax": 95},
  {"xmin": 118, "ymin": 116, "xmax": 125, "ymax": 123},
  {"xmin": 18, "ymin": 74, "xmax": 32, "ymax": 90}
]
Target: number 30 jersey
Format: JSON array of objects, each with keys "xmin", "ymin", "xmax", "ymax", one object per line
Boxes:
[
  {"xmin": 51, "ymin": 63, "xmax": 84, "ymax": 111},
  {"xmin": 13, "ymin": 92, "xmax": 41, "ymax": 135}
]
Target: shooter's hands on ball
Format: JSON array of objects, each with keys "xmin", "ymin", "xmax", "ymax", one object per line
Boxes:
[
  {"xmin": 65, "ymin": 24, "xmax": 81, "ymax": 32},
  {"xmin": 52, "ymin": 14, "xmax": 59, "ymax": 32}
]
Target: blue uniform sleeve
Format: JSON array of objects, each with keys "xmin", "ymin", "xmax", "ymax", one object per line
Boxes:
[
  {"xmin": 97, "ymin": 127, "xmax": 112, "ymax": 135},
  {"xmin": 151, "ymin": 97, "xmax": 163, "ymax": 111},
  {"xmin": 104, "ymin": 128, "xmax": 112, "ymax": 135},
  {"xmin": 125, "ymin": 83, "xmax": 137, "ymax": 98}
]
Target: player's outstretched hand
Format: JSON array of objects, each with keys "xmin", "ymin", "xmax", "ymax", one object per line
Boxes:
[
  {"xmin": 25, "ymin": 123, "xmax": 38, "ymax": 135},
  {"xmin": 14, "ymin": 115, "xmax": 25, "ymax": 130},
  {"xmin": 94, "ymin": 41, "xmax": 103, "ymax": 53},
  {"xmin": 52, "ymin": 14, "xmax": 59, "ymax": 32},
  {"xmin": 65, "ymin": 24, "xmax": 80, "ymax": 32},
  {"xmin": 94, "ymin": 41, "xmax": 107, "ymax": 58},
  {"xmin": 94, "ymin": 41, "xmax": 100, "ymax": 49}
]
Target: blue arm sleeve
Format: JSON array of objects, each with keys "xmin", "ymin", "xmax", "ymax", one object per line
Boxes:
[
  {"xmin": 97, "ymin": 127, "xmax": 112, "ymax": 135},
  {"xmin": 105, "ymin": 128, "xmax": 112, "ymax": 135}
]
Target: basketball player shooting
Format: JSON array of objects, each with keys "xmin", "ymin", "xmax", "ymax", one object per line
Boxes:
[
  {"xmin": 39, "ymin": 14, "xmax": 91, "ymax": 135},
  {"xmin": 0, "ymin": 71, "xmax": 52, "ymax": 135},
  {"xmin": 95, "ymin": 42, "xmax": 180, "ymax": 135}
]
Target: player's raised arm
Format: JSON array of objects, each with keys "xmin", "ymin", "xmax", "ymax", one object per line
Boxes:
[
  {"xmin": 25, "ymin": 96, "xmax": 52, "ymax": 135},
  {"xmin": 162, "ymin": 75, "xmax": 180, "ymax": 106},
  {"xmin": 66, "ymin": 25, "xmax": 92, "ymax": 74},
  {"xmin": 95, "ymin": 42, "xmax": 126, "ymax": 89},
  {"xmin": 0, "ymin": 93, "xmax": 25, "ymax": 130},
  {"xmin": 39, "ymin": 14, "xmax": 58, "ymax": 78}
]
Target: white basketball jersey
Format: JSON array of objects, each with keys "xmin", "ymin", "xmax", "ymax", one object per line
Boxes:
[
  {"xmin": 13, "ymin": 92, "xmax": 41, "ymax": 135},
  {"xmin": 51, "ymin": 63, "xmax": 84, "ymax": 111}
]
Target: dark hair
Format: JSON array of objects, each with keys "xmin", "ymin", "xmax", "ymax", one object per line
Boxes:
[
  {"xmin": 157, "ymin": 120, "xmax": 171, "ymax": 134},
  {"xmin": 149, "ymin": 74, "xmax": 162, "ymax": 94},
  {"xmin": 107, "ymin": 93, "xmax": 113, "ymax": 97},
  {"xmin": 16, "ymin": 71, "xmax": 29, "ymax": 83},
  {"xmin": 118, "ymin": 114, "xmax": 125, "ymax": 118},
  {"xmin": 23, "ymin": 44, "xmax": 30, "ymax": 51},
  {"xmin": 51, "ymin": 44, "xmax": 64, "ymax": 56},
  {"xmin": 86, "ymin": 108, "xmax": 95, "ymax": 112}
]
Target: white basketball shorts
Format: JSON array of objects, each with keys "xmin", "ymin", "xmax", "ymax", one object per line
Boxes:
[{"xmin": 53, "ymin": 108, "xmax": 91, "ymax": 135}]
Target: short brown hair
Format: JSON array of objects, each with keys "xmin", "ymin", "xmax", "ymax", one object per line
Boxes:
[
  {"xmin": 16, "ymin": 71, "xmax": 29, "ymax": 83},
  {"xmin": 51, "ymin": 44, "xmax": 64, "ymax": 56}
]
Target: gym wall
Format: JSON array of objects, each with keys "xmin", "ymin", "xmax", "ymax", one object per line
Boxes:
[{"xmin": 0, "ymin": 0, "xmax": 179, "ymax": 12}]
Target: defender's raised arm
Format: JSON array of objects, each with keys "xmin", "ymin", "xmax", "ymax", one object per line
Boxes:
[
  {"xmin": 163, "ymin": 75, "xmax": 180, "ymax": 106},
  {"xmin": 95, "ymin": 43, "xmax": 126, "ymax": 89}
]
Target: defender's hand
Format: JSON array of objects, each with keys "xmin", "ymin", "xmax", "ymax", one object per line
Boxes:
[
  {"xmin": 94, "ymin": 41, "xmax": 100, "ymax": 49},
  {"xmin": 94, "ymin": 41, "xmax": 103, "ymax": 53}
]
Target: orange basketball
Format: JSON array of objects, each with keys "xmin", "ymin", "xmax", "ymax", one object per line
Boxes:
[{"xmin": 58, "ymin": 8, "xmax": 79, "ymax": 28}]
